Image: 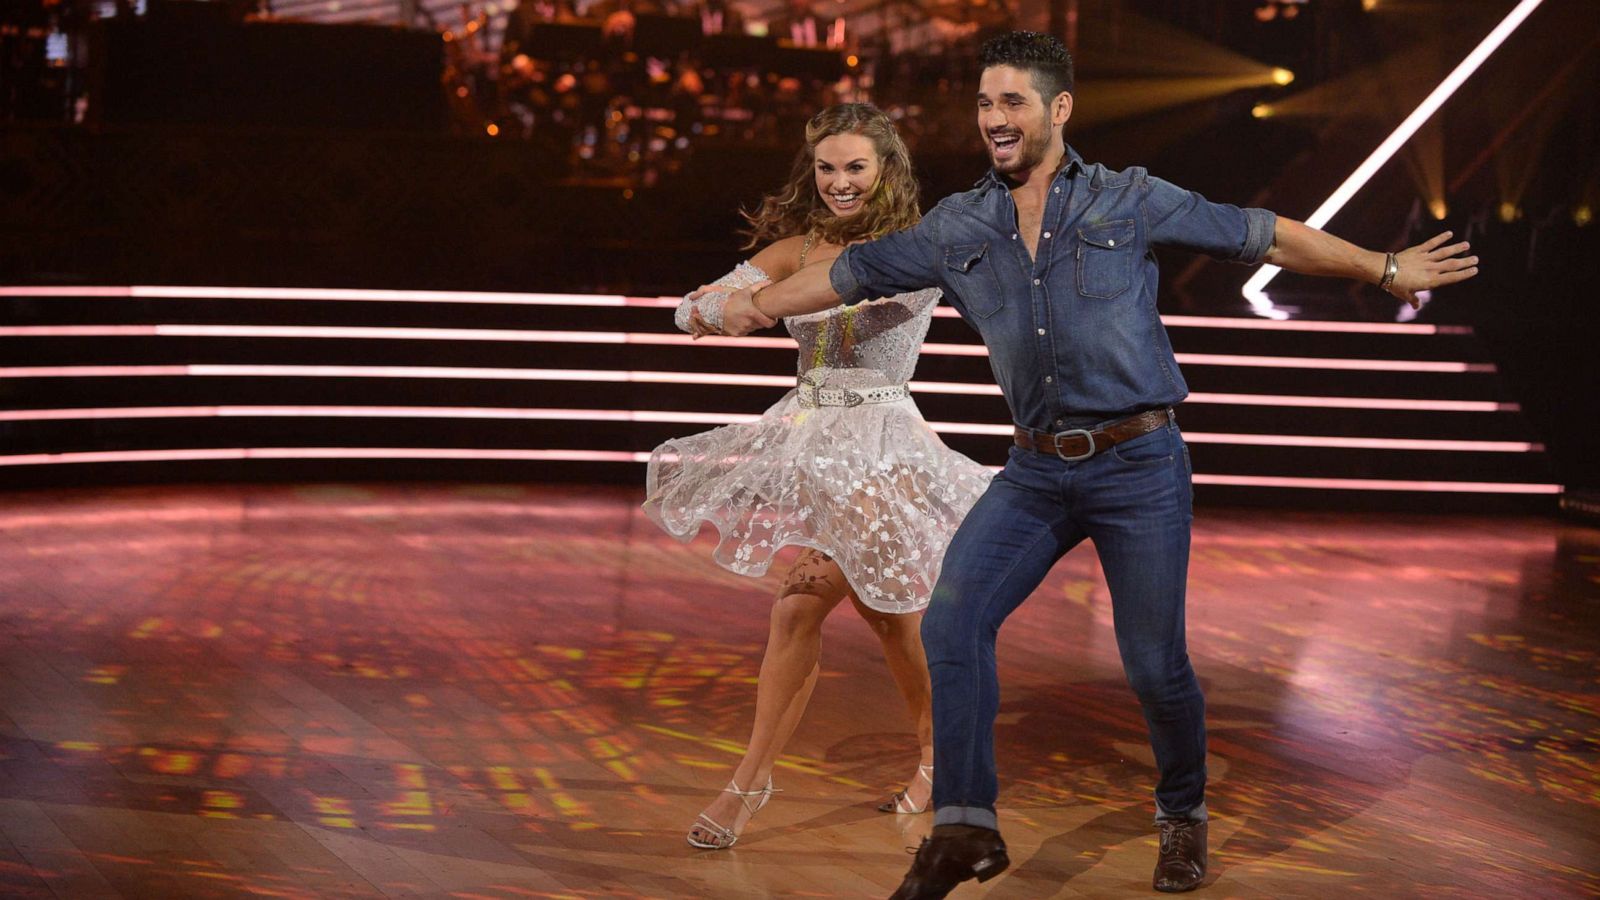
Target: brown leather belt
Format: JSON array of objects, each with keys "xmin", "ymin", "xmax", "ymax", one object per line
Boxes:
[{"xmin": 1013, "ymin": 408, "xmax": 1173, "ymax": 461}]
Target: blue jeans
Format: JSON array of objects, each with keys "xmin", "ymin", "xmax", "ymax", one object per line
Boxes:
[{"xmin": 924, "ymin": 414, "xmax": 1207, "ymax": 831}]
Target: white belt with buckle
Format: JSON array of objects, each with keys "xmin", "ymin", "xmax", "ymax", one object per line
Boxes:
[{"xmin": 796, "ymin": 373, "xmax": 911, "ymax": 408}]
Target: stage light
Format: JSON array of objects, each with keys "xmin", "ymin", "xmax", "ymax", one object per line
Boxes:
[
  {"xmin": 1363, "ymin": 0, "xmax": 1379, "ymax": 10},
  {"xmin": 1252, "ymin": 103, "xmax": 1274, "ymax": 119},
  {"xmin": 485, "ymin": 123, "xmax": 499, "ymax": 136},
  {"xmin": 846, "ymin": 55, "xmax": 858, "ymax": 67},
  {"xmin": 1429, "ymin": 199, "xmax": 1448, "ymax": 219},
  {"xmin": 1242, "ymin": 0, "xmax": 1546, "ymax": 316},
  {"xmin": 1573, "ymin": 205, "xmax": 1592, "ymax": 227},
  {"xmin": 1271, "ymin": 68, "xmax": 1295, "ymax": 86},
  {"xmin": 1498, "ymin": 202, "xmax": 1520, "ymax": 223}
]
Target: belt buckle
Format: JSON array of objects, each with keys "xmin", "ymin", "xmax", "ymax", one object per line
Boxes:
[
  {"xmin": 797, "ymin": 374, "xmax": 819, "ymax": 408},
  {"xmin": 1052, "ymin": 428, "xmax": 1096, "ymax": 461}
]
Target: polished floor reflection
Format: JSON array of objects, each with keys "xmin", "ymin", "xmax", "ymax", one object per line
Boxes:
[{"xmin": 0, "ymin": 483, "xmax": 1595, "ymax": 898}]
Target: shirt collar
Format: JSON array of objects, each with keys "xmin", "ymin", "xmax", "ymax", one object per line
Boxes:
[{"xmin": 979, "ymin": 145, "xmax": 1085, "ymax": 192}]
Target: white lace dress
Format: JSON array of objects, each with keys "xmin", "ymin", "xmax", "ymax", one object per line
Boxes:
[{"xmin": 643, "ymin": 261, "xmax": 994, "ymax": 614}]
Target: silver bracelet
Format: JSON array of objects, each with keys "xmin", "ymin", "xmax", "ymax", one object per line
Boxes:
[{"xmin": 1378, "ymin": 252, "xmax": 1399, "ymax": 290}]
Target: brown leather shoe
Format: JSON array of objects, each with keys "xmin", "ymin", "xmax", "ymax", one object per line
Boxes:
[
  {"xmin": 1152, "ymin": 819, "xmax": 1207, "ymax": 893},
  {"xmin": 889, "ymin": 824, "xmax": 1009, "ymax": 899}
]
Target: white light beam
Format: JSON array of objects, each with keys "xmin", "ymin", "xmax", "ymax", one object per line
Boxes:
[{"xmin": 1244, "ymin": 0, "xmax": 1545, "ymax": 316}]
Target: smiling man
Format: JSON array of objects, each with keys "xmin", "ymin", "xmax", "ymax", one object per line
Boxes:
[{"xmin": 717, "ymin": 30, "xmax": 1478, "ymax": 898}]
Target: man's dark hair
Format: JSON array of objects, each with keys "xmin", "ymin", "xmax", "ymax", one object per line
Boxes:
[{"xmin": 978, "ymin": 31, "xmax": 1075, "ymax": 101}]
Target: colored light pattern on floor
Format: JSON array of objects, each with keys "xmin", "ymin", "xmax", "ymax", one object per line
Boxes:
[{"xmin": 0, "ymin": 484, "xmax": 1594, "ymax": 897}]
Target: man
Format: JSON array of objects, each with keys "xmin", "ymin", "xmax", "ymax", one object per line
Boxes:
[{"xmin": 718, "ymin": 31, "xmax": 1478, "ymax": 897}]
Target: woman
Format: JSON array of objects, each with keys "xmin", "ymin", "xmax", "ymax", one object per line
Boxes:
[{"xmin": 643, "ymin": 104, "xmax": 992, "ymax": 850}]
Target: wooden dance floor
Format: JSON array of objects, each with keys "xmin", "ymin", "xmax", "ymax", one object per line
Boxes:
[{"xmin": 0, "ymin": 483, "xmax": 1595, "ymax": 898}]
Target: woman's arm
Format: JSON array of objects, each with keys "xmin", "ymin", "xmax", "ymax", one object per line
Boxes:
[{"xmin": 747, "ymin": 235, "xmax": 807, "ymax": 283}]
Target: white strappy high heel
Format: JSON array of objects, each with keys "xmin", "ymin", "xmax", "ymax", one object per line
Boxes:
[
  {"xmin": 686, "ymin": 777, "xmax": 780, "ymax": 849},
  {"xmin": 878, "ymin": 763, "xmax": 933, "ymax": 814}
]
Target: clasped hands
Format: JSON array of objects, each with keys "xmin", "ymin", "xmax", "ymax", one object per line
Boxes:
[{"xmin": 686, "ymin": 280, "xmax": 776, "ymax": 339}]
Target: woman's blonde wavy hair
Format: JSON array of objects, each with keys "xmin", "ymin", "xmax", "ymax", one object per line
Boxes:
[{"xmin": 741, "ymin": 103, "xmax": 921, "ymax": 250}]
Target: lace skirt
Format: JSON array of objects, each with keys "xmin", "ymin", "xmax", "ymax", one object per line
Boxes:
[{"xmin": 643, "ymin": 371, "xmax": 993, "ymax": 613}]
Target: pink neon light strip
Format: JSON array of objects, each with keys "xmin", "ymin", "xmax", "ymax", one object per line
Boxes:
[
  {"xmin": 1191, "ymin": 474, "xmax": 1561, "ymax": 495},
  {"xmin": 1183, "ymin": 391, "xmax": 1513, "ymax": 412},
  {"xmin": 0, "ymin": 284, "xmax": 668, "ymax": 307},
  {"xmin": 0, "ymin": 285, "xmax": 1472, "ymax": 335},
  {"xmin": 0, "ymin": 365, "xmax": 1518, "ymax": 411},
  {"xmin": 925, "ymin": 420, "xmax": 1536, "ymax": 452},
  {"xmin": 0, "ymin": 446, "xmax": 1560, "ymax": 493},
  {"xmin": 0, "ymin": 286, "xmax": 135, "ymax": 297},
  {"xmin": 1174, "ymin": 353, "xmax": 1486, "ymax": 373},
  {"xmin": 0, "ymin": 448, "xmax": 651, "ymax": 466},
  {"xmin": 0, "ymin": 405, "xmax": 755, "ymax": 424},
  {"xmin": 1179, "ymin": 431, "xmax": 1537, "ymax": 452},
  {"xmin": 0, "ymin": 324, "xmax": 1490, "ymax": 372},
  {"xmin": 1160, "ymin": 315, "xmax": 1469, "ymax": 336},
  {"xmin": 0, "ymin": 405, "xmax": 1540, "ymax": 452}
]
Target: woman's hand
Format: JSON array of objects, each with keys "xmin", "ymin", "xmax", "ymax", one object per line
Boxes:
[
  {"xmin": 688, "ymin": 308, "xmax": 719, "ymax": 339},
  {"xmin": 1388, "ymin": 231, "xmax": 1480, "ymax": 307}
]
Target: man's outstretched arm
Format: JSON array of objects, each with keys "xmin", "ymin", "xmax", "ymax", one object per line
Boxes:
[{"xmin": 1266, "ymin": 220, "xmax": 1480, "ymax": 307}]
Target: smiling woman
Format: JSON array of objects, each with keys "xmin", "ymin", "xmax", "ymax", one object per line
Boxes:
[
  {"xmin": 814, "ymin": 133, "xmax": 878, "ymax": 216},
  {"xmin": 642, "ymin": 103, "xmax": 995, "ymax": 852},
  {"xmin": 737, "ymin": 104, "xmax": 924, "ymax": 254}
]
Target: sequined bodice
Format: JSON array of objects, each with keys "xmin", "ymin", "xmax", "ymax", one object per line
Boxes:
[{"xmin": 782, "ymin": 290, "xmax": 940, "ymax": 384}]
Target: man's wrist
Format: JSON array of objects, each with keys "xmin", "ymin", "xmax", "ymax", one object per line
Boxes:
[
  {"xmin": 1377, "ymin": 251, "xmax": 1399, "ymax": 290},
  {"xmin": 749, "ymin": 284, "xmax": 772, "ymax": 319}
]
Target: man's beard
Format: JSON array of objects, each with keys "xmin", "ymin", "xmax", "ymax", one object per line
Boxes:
[{"xmin": 991, "ymin": 117, "xmax": 1054, "ymax": 175}]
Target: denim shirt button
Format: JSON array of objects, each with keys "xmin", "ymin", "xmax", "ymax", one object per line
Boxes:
[
  {"xmin": 1037, "ymin": 328, "xmax": 1046, "ymax": 335},
  {"xmin": 1033, "ymin": 278, "xmax": 1041, "ymax": 285},
  {"xmin": 1043, "ymin": 231, "xmax": 1052, "ymax": 239},
  {"xmin": 1107, "ymin": 239, "xmax": 1116, "ymax": 247},
  {"xmin": 1012, "ymin": 233, "xmax": 1019, "ymax": 240},
  {"xmin": 1044, "ymin": 376, "xmax": 1053, "ymax": 383}
]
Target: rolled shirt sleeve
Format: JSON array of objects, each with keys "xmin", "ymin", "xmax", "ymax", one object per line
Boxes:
[
  {"xmin": 829, "ymin": 210, "xmax": 946, "ymax": 306},
  {"xmin": 1144, "ymin": 174, "xmax": 1276, "ymax": 265}
]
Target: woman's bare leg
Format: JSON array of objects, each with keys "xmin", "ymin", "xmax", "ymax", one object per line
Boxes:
[
  {"xmin": 688, "ymin": 550, "xmax": 851, "ymax": 846},
  {"xmin": 853, "ymin": 596, "xmax": 934, "ymax": 812}
]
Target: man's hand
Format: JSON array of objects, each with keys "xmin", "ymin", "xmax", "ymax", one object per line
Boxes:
[
  {"xmin": 721, "ymin": 283, "xmax": 776, "ymax": 336},
  {"xmin": 1388, "ymin": 231, "xmax": 1479, "ymax": 308}
]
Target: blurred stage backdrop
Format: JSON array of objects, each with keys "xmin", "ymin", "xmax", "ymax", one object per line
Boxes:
[{"xmin": 1, "ymin": 0, "xmax": 1596, "ymax": 510}]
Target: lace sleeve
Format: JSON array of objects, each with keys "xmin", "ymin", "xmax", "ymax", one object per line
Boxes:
[{"xmin": 674, "ymin": 261, "xmax": 772, "ymax": 332}]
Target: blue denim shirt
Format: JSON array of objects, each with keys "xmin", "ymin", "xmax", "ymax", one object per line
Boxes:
[{"xmin": 830, "ymin": 147, "xmax": 1276, "ymax": 430}]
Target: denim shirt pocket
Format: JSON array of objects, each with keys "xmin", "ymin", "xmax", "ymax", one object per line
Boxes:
[
  {"xmin": 1075, "ymin": 219, "xmax": 1136, "ymax": 300},
  {"xmin": 943, "ymin": 242, "xmax": 1005, "ymax": 319}
]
